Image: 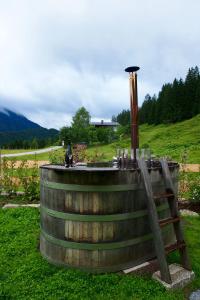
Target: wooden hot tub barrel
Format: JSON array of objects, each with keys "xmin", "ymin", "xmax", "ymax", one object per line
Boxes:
[{"xmin": 40, "ymin": 164, "xmax": 178, "ymax": 273}]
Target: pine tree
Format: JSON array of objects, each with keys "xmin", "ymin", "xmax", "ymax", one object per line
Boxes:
[
  {"xmin": 139, "ymin": 66, "xmax": 200, "ymax": 124},
  {"xmin": 184, "ymin": 66, "xmax": 199, "ymax": 119}
]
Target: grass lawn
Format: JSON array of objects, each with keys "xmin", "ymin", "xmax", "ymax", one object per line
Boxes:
[
  {"xmin": 0, "ymin": 208, "xmax": 199, "ymax": 300},
  {"xmin": 87, "ymin": 115, "xmax": 200, "ymax": 164}
]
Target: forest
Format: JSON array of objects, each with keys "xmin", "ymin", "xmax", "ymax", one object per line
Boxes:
[{"xmin": 115, "ymin": 66, "xmax": 200, "ymax": 126}]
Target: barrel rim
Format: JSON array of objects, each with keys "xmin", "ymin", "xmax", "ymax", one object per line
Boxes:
[
  {"xmin": 40, "ymin": 162, "xmax": 179, "ymax": 172},
  {"xmin": 40, "ymin": 164, "xmax": 119, "ymax": 172}
]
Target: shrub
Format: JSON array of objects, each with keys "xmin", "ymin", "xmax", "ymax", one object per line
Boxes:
[
  {"xmin": 188, "ymin": 175, "xmax": 200, "ymax": 203},
  {"xmin": 73, "ymin": 144, "xmax": 88, "ymax": 163},
  {"xmin": 49, "ymin": 149, "xmax": 65, "ymax": 164},
  {"xmin": 1, "ymin": 158, "xmax": 19, "ymax": 197},
  {"xmin": 0, "ymin": 158, "xmax": 40, "ymax": 201},
  {"xmin": 87, "ymin": 148, "xmax": 106, "ymax": 162}
]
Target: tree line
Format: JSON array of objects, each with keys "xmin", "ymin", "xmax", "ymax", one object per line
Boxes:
[
  {"xmin": 2, "ymin": 137, "xmax": 58, "ymax": 149},
  {"xmin": 60, "ymin": 107, "xmax": 116, "ymax": 145},
  {"xmin": 0, "ymin": 126, "xmax": 59, "ymax": 149},
  {"xmin": 139, "ymin": 66, "xmax": 200, "ymax": 124},
  {"xmin": 1, "ymin": 137, "xmax": 58, "ymax": 149},
  {"xmin": 113, "ymin": 66, "xmax": 200, "ymax": 127},
  {"xmin": 62, "ymin": 65, "xmax": 200, "ymax": 145}
]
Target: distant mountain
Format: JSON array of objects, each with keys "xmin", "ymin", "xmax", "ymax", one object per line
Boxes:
[
  {"xmin": 0, "ymin": 108, "xmax": 59, "ymax": 146},
  {"xmin": 0, "ymin": 108, "xmax": 41, "ymax": 131}
]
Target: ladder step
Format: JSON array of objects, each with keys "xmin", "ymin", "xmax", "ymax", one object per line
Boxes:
[
  {"xmin": 138, "ymin": 158, "xmax": 191, "ymax": 281},
  {"xmin": 153, "ymin": 193, "xmax": 174, "ymax": 200},
  {"xmin": 159, "ymin": 216, "xmax": 180, "ymax": 227},
  {"xmin": 165, "ymin": 241, "xmax": 186, "ymax": 254}
]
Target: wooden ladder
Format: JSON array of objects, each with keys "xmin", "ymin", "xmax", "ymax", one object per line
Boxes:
[{"xmin": 137, "ymin": 157, "xmax": 191, "ymax": 284}]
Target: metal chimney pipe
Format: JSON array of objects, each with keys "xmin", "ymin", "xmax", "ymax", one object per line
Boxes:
[{"xmin": 125, "ymin": 66, "xmax": 140, "ymax": 160}]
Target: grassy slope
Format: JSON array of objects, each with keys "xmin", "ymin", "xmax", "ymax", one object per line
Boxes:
[
  {"xmin": 0, "ymin": 208, "xmax": 199, "ymax": 300},
  {"xmin": 87, "ymin": 115, "xmax": 200, "ymax": 163},
  {"xmin": 4, "ymin": 115, "xmax": 200, "ymax": 163}
]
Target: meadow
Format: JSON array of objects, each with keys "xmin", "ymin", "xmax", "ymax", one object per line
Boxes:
[
  {"xmin": 86, "ymin": 115, "xmax": 200, "ymax": 164},
  {"xmin": 0, "ymin": 208, "xmax": 199, "ymax": 300},
  {"xmin": 4, "ymin": 114, "xmax": 199, "ymax": 163},
  {"xmin": 0, "ymin": 115, "xmax": 199, "ymax": 299}
]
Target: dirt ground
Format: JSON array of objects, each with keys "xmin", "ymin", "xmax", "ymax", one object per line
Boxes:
[
  {"xmin": 9, "ymin": 160, "xmax": 49, "ymax": 168},
  {"xmin": 180, "ymin": 164, "xmax": 200, "ymax": 172},
  {"xmin": 178, "ymin": 200, "xmax": 200, "ymax": 213}
]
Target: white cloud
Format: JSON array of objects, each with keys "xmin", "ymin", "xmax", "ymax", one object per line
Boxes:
[{"xmin": 0, "ymin": 0, "xmax": 200, "ymax": 128}]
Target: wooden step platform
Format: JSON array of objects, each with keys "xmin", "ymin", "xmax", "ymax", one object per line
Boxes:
[{"xmin": 152, "ymin": 263, "xmax": 195, "ymax": 290}]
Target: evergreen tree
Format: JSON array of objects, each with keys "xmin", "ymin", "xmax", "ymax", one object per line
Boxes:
[
  {"xmin": 184, "ymin": 66, "xmax": 199, "ymax": 119},
  {"xmin": 116, "ymin": 109, "xmax": 130, "ymax": 126},
  {"xmin": 138, "ymin": 66, "xmax": 200, "ymax": 124},
  {"xmin": 139, "ymin": 94, "xmax": 152, "ymax": 124},
  {"xmin": 31, "ymin": 138, "xmax": 39, "ymax": 149},
  {"xmin": 195, "ymin": 81, "xmax": 200, "ymax": 115}
]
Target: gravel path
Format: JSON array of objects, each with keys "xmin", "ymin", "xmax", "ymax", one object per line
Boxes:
[{"xmin": 1, "ymin": 146, "xmax": 62, "ymax": 157}]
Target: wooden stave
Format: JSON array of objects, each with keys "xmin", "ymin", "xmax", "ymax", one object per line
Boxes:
[{"xmin": 40, "ymin": 166, "xmax": 178, "ymax": 272}]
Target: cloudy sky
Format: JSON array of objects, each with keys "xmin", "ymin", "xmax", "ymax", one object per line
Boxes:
[{"xmin": 0, "ymin": 0, "xmax": 200, "ymax": 129}]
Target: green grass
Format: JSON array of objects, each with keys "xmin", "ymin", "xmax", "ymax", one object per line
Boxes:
[
  {"xmin": 0, "ymin": 208, "xmax": 199, "ymax": 300},
  {"xmin": 87, "ymin": 115, "xmax": 200, "ymax": 163},
  {"xmin": 9, "ymin": 152, "xmax": 50, "ymax": 161},
  {"xmin": 3, "ymin": 115, "xmax": 200, "ymax": 163}
]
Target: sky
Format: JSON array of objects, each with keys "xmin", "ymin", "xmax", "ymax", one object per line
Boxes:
[{"xmin": 0, "ymin": 0, "xmax": 200, "ymax": 129}]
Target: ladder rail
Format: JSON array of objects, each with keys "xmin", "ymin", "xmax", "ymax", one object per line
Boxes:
[
  {"xmin": 160, "ymin": 159, "xmax": 179, "ymax": 217},
  {"xmin": 138, "ymin": 158, "xmax": 172, "ymax": 284},
  {"xmin": 160, "ymin": 158, "xmax": 191, "ymax": 270}
]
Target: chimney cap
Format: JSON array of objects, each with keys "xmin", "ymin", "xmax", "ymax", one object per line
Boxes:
[{"xmin": 125, "ymin": 66, "xmax": 140, "ymax": 73}]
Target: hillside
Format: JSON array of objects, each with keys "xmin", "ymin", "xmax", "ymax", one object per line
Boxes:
[
  {"xmin": 86, "ymin": 114, "xmax": 200, "ymax": 163},
  {"xmin": 17, "ymin": 114, "xmax": 200, "ymax": 163},
  {"xmin": 0, "ymin": 108, "xmax": 40, "ymax": 131},
  {"xmin": 0, "ymin": 128, "xmax": 58, "ymax": 146},
  {"xmin": 0, "ymin": 108, "xmax": 59, "ymax": 146}
]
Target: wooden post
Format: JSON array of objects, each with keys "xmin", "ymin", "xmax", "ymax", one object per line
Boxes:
[{"xmin": 125, "ymin": 66, "xmax": 140, "ymax": 161}]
